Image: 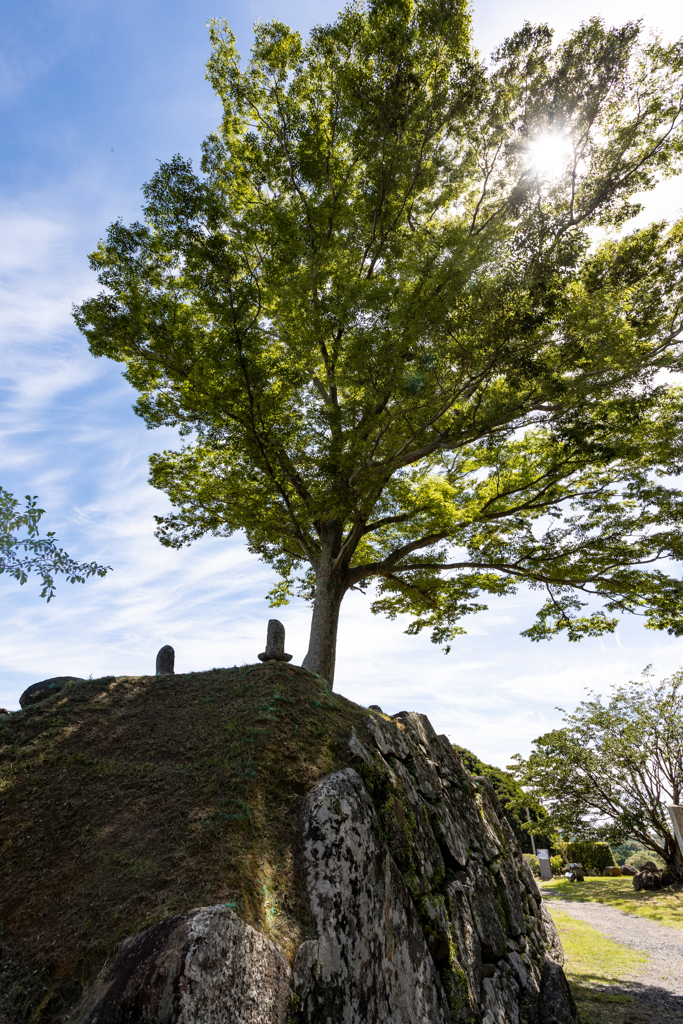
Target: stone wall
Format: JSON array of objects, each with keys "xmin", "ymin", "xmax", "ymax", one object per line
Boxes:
[
  {"xmin": 293, "ymin": 710, "xmax": 576, "ymax": 1024},
  {"xmin": 71, "ymin": 710, "xmax": 577, "ymax": 1024}
]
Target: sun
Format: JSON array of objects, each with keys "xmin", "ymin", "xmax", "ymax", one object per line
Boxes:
[{"xmin": 528, "ymin": 133, "xmax": 571, "ymax": 177}]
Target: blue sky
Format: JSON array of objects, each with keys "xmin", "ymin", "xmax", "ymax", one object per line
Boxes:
[{"xmin": 1, "ymin": 0, "xmax": 682, "ymax": 766}]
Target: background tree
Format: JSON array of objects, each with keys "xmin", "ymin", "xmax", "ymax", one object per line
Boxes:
[
  {"xmin": 510, "ymin": 669, "xmax": 683, "ymax": 878},
  {"xmin": 75, "ymin": 0, "xmax": 683, "ymax": 683},
  {"xmin": 0, "ymin": 488, "xmax": 109, "ymax": 601}
]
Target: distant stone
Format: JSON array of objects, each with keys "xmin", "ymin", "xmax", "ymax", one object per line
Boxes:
[
  {"xmin": 257, "ymin": 620, "xmax": 292, "ymax": 663},
  {"xmin": 633, "ymin": 870, "xmax": 662, "ymax": 891},
  {"xmin": 155, "ymin": 645, "xmax": 175, "ymax": 675},
  {"xmin": 0, "ymin": 707, "xmax": 10, "ymax": 716},
  {"xmin": 72, "ymin": 905, "xmax": 292, "ymax": 1024},
  {"xmin": 564, "ymin": 863, "xmax": 585, "ymax": 882},
  {"xmin": 620, "ymin": 864, "xmax": 637, "ymax": 875},
  {"xmin": 368, "ymin": 704, "xmax": 383, "ymax": 713},
  {"xmin": 19, "ymin": 676, "xmax": 84, "ymax": 709},
  {"xmin": 602, "ymin": 866, "xmax": 622, "ymax": 876},
  {"xmin": 637, "ymin": 860, "xmax": 660, "ymax": 874}
]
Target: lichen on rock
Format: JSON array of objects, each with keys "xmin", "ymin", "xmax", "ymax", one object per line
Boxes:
[
  {"xmin": 69, "ymin": 905, "xmax": 292, "ymax": 1024},
  {"xmin": 291, "ymin": 709, "xmax": 578, "ymax": 1024}
]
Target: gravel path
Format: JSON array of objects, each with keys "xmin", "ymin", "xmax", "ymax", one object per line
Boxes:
[{"xmin": 546, "ymin": 898, "xmax": 683, "ymax": 1020}]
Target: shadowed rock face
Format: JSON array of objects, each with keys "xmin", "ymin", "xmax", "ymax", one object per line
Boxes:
[
  {"xmin": 73, "ymin": 710, "xmax": 577, "ymax": 1024},
  {"xmin": 19, "ymin": 676, "xmax": 84, "ymax": 708},
  {"xmin": 71, "ymin": 905, "xmax": 292, "ymax": 1024}
]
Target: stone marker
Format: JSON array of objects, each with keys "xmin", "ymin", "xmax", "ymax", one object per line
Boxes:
[
  {"xmin": 258, "ymin": 620, "xmax": 292, "ymax": 663},
  {"xmin": 155, "ymin": 645, "xmax": 175, "ymax": 675},
  {"xmin": 537, "ymin": 848, "xmax": 553, "ymax": 881},
  {"xmin": 668, "ymin": 805, "xmax": 683, "ymax": 857},
  {"xmin": 19, "ymin": 676, "xmax": 85, "ymax": 709}
]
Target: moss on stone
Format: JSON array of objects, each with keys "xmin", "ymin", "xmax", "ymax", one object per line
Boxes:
[{"xmin": 441, "ymin": 941, "xmax": 477, "ymax": 1024}]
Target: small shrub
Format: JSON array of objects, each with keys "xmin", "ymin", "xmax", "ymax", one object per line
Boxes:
[
  {"xmin": 550, "ymin": 855, "xmax": 565, "ymax": 876},
  {"xmin": 523, "ymin": 853, "xmax": 540, "ymax": 877}
]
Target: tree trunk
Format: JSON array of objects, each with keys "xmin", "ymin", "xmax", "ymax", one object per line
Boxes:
[{"xmin": 302, "ymin": 555, "xmax": 347, "ymax": 685}]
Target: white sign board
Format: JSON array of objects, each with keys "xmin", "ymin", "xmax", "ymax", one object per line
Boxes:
[
  {"xmin": 537, "ymin": 848, "xmax": 553, "ymax": 881},
  {"xmin": 668, "ymin": 806, "xmax": 683, "ymax": 856}
]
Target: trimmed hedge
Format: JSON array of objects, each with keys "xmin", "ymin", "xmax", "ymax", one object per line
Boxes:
[{"xmin": 566, "ymin": 840, "xmax": 615, "ymax": 874}]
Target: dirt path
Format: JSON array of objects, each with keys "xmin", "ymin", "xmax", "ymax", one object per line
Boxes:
[{"xmin": 546, "ymin": 898, "xmax": 683, "ymax": 1021}]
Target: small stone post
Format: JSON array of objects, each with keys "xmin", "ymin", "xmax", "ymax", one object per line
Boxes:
[
  {"xmin": 258, "ymin": 620, "xmax": 292, "ymax": 663},
  {"xmin": 156, "ymin": 645, "xmax": 175, "ymax": 675}
]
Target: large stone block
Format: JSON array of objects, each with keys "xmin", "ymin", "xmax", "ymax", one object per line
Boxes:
[
  {"xmin": 295, "ymin": 768, "xmax": 452, "ymax": 1024},
  {"xmin": 72, "ymin": 905, "xmax": 292, "ymax": 1024},
  {"xmin": 19, "ymin": 676, "xmax": 84, "ymax": 708},
  {"xmin": 295, "ymin": 707, "xmax": 579, "ymax": 1024}
]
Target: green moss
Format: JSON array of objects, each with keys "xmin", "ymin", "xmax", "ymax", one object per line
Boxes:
[
  {"xmin": 359, "ymin": 753, "xmax": 423, "ymax": 898},
  {"xmin": 441, "ymin": 940, "xmax": 476, "ymax": 1024},
  {"xmin": 494, "ymin": 868, "xmax": 513, "ymax": 933},
  {"xmin": 362, "ymin": 754, "xmax": 473, "ymax": 1016}
]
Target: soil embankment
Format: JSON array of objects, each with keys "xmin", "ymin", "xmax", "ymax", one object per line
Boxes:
[{"xmin": 0, "ymin": 665, "xmax": 364, "ymax": 1022}]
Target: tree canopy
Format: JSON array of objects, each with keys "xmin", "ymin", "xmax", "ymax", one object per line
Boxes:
[
  {"xmin": 510, "ymin": 669, "xmax": 683, "ymax": 877},
  {"xmin": 74, "ymin": 0, "xmax": 683, "ymax": 682},
  {"xmin": 0, "ymin": 488, "xmax": 110, "ymax": 601},
  {"xmin": 453, "ymin": 744, "xmax": 554, "ymax": 854}
]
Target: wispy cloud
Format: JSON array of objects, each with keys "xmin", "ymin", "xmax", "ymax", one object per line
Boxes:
[{"xmin": 2, "ymin": 0, "xmax": 682, "ymax": 776}]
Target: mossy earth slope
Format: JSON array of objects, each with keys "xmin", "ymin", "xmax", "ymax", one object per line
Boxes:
[{"xmin": 0, "ymin": 664, "xmax": 364, "ymax": 1024}]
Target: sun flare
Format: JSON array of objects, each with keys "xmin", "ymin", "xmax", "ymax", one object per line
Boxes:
[{"xmin": 528, "ymin": 133, "xmax": 571, "ymax": 177}]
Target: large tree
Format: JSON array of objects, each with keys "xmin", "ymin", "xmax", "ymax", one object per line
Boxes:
[
  {"xmin": 510, "ymin": 669, "xmax": 683, "ymax": 879},
  {"xmin": 75, "ymin": 0, "xmax": 683, "ymax": 683}
]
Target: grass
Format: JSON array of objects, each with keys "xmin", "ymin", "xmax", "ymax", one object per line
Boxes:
[
  {"xmin": 550, "ymin": 908, "xmax": 651, "ymax": 1024},
  {"xmin": 0, "ymin": 664, "xmax": 370, "ymax": 1024},
  {"xmin": 542, "ymin": 876, "xmax": 683, "ymax": 931}
]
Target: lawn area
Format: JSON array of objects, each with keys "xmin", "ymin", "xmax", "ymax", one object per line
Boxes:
[
  {"xmin": 542, "ymin": 876, "xmax": 683, "ymax": 931},
  {"xmin": 550, "ymin": 908, "xmax": 650, "ymax": 1024}
]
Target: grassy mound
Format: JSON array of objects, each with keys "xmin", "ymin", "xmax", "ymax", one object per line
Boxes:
[{"xmin": 0, "ymin": 664, "xmax": 368, "ymax": 1024}]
